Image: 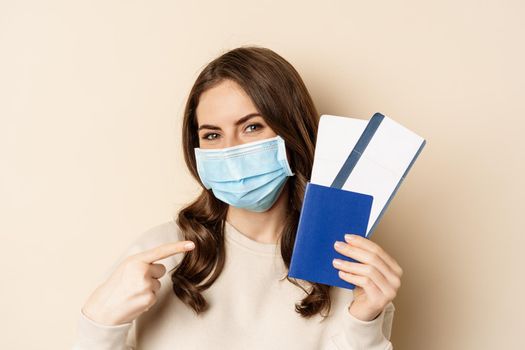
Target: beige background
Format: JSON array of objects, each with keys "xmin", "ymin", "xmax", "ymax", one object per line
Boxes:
[{"xmin": 1, "ymin": 1, "xmax": 524, "ymax": 349}]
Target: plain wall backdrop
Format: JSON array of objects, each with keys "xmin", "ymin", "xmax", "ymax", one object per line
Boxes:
[{"xmin": 1, "ymin": 1, "xmax": 524, "ymax": 349}]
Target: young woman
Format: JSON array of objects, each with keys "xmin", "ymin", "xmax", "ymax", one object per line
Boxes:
[{"xmin": 74, "ymin": 46, "xmax": 402, "ymax": 350}]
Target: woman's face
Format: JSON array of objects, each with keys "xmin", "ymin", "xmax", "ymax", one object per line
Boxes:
[{"xmin": 195, "ymin": 79, "xmax": 277, "ymax": 149}]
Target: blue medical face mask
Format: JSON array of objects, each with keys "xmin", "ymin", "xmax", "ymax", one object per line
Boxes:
[{"xmin": 194, "ymin": 135, "xmax": 295, "ymax": 212}]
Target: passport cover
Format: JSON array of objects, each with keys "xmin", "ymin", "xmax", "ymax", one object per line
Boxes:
[{"xmin": 288, "ymin": 182, "xmax": 373, "ymax": 290}]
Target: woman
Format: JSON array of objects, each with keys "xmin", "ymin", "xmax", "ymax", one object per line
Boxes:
[{"xmin": 73, "ymin": 46, "xmax": 402, "ymax": 350}]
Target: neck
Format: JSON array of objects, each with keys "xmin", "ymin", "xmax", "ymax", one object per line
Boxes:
[{"xmin": 225, "ymin": 183, "xmax": 289, "ymax": 244}]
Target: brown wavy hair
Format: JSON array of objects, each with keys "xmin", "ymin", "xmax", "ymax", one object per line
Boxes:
[{"xmin": 170, "ymin": 45, "xmax": 332, "ymax": 318}]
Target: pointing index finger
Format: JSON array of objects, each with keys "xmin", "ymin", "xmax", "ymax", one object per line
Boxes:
[{"xmin": 135, "ymin": 241, "xmax": 195, "ymax": 264}]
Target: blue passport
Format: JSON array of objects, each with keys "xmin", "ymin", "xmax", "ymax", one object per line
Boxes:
[{"xmin": 288, "ymin": 182, "xmax": 373, "ymax": 290}]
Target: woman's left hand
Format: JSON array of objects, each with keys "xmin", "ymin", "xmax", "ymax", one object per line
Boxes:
[{"xmin": 333, "ymin": 234, "xmax": 403, "ymax": 322}]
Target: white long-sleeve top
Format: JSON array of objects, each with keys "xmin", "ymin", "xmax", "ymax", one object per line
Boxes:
[{"xmin": 73, "ymin": 220, "xmax": 395, "ymax": 349}]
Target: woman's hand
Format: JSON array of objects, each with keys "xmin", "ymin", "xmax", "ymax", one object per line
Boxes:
[
  {"xmin": 332, "ymin": 234, "xmax": 402, "ymax": 322},
  {"xmin": 81, "ymin": 240, "xmax": 195, "ymax": 326}
]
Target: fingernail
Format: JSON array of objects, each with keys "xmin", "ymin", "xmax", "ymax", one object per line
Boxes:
[
  {"xmin": 334, "ymin": 241, "xmax": 344, "ymax": 249},
  {"xmin": 333, "ymin": 258, "xmax": 342, "ymax": 266},
  {"xmin": 184, "ymin": 242, "xmax": 195, "ymax": 249},
  {"xmin": 344, "ymin": 234, "xmax": 355, "ymax": 241}
]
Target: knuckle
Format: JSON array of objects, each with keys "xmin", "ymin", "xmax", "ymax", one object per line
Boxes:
[
  {"xmin": 341, "ymin": 244, "xmax": 351, "ymax": 254},
  {"xmin": 393, "ymin": 277, "xmax": 401, "ymax": 289},
  {"xmin": 143, "ymin": 291, "xmax": 156, "ymax": 305},
  {"xmin": 386, "ymin": 289, "xmax": 397, "ymax": 300},
  {"xmin": 139, "ymin": 277, "xmax": 152, "ymax": 290},
  {"xmin": 143, "ymin": 278, "xmax": 154, "ymax": 289},
  {"xmin": 367, "ymin": 254, "xmax": 379, "ymax": 266},
  {"xmin": 128, "ymin": 260, "xmax": 147, "ymax": 273},
  {"xmin": 363, "ymin": 265, "xmax": 374, "ymax": 276},
  {"xmin": 370, "ymin": 245, "xmax": 383, "ymax": 256},
  {"xmin": 135, "ymin": 267, "xmax": 148, "ymax": 279},
  {"xmin": 123, "ymin": 260, "xmax": 142, "ymax": 276},
  {"xmin": 123, "ymin": 256, "xmax": 138, "ymax": 268},
  {"xmin": 362, "ymin": 276, "xmax": 372, "ymax": 286},
  {"xmin": 140, "ymin": 263, "xmax": 152, "ymax": 275}
]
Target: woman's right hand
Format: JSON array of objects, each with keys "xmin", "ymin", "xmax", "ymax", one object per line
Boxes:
[{"xmin": 81, "ymin": 240, "xmax": 196, "ymax": 326}]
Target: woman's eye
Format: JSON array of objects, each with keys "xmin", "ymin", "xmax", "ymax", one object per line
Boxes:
[
  {"xmin": 202, "ymin": 133, "xmax": 220, "ymax": 140},
  {"xmin": 245, "ymin": 123, "xmax": 263, "ymax": 133}
]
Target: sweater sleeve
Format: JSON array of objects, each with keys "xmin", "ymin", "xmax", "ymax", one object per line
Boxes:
[
  {"xmin": 72, "ymin": 221, "xmax": 181, "ymax": 350},
  {"xmin": 330, "ymin": 301, "xmax": 395, "ymax": 350},
  {"xmin": 71, "ymin": 308, "xmax": 136, "ymax": 350},
  {"xmin": 71, "ymin": 238, "xmax": 141, "ymax": 350}
]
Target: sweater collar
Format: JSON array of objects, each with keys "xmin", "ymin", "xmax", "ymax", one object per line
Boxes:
[{"xmin": 224, "ymin": 220, "xmax": 280, "ymax": 256}]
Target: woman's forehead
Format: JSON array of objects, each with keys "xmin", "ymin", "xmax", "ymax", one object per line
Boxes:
[{"xmin": 196, "ymin": 80, "xmax": 259, "ymax": 126}]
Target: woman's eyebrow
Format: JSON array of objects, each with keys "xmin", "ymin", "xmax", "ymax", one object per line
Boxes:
[{"xmin": 197, "ymin": 113, "xmax": 261, "ymax": 131}]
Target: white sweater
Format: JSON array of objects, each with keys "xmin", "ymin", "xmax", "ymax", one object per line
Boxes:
[{"xmin": 73, "ymin": 220, "xmax": 395, "ymax": 349}]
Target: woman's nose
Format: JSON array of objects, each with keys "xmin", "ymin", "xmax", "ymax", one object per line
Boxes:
[{"xmin": 223, "ymin": 136, "xmax": 243, "ymax": 148}]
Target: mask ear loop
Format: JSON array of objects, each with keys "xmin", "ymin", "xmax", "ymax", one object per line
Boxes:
[
  {"xmin": 277, "ymin": 136, "xmax": 295, "ymax": 177},
  {"xmin": 193, "ymin": 148, "xmax": 212, "ymax": 189}
]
